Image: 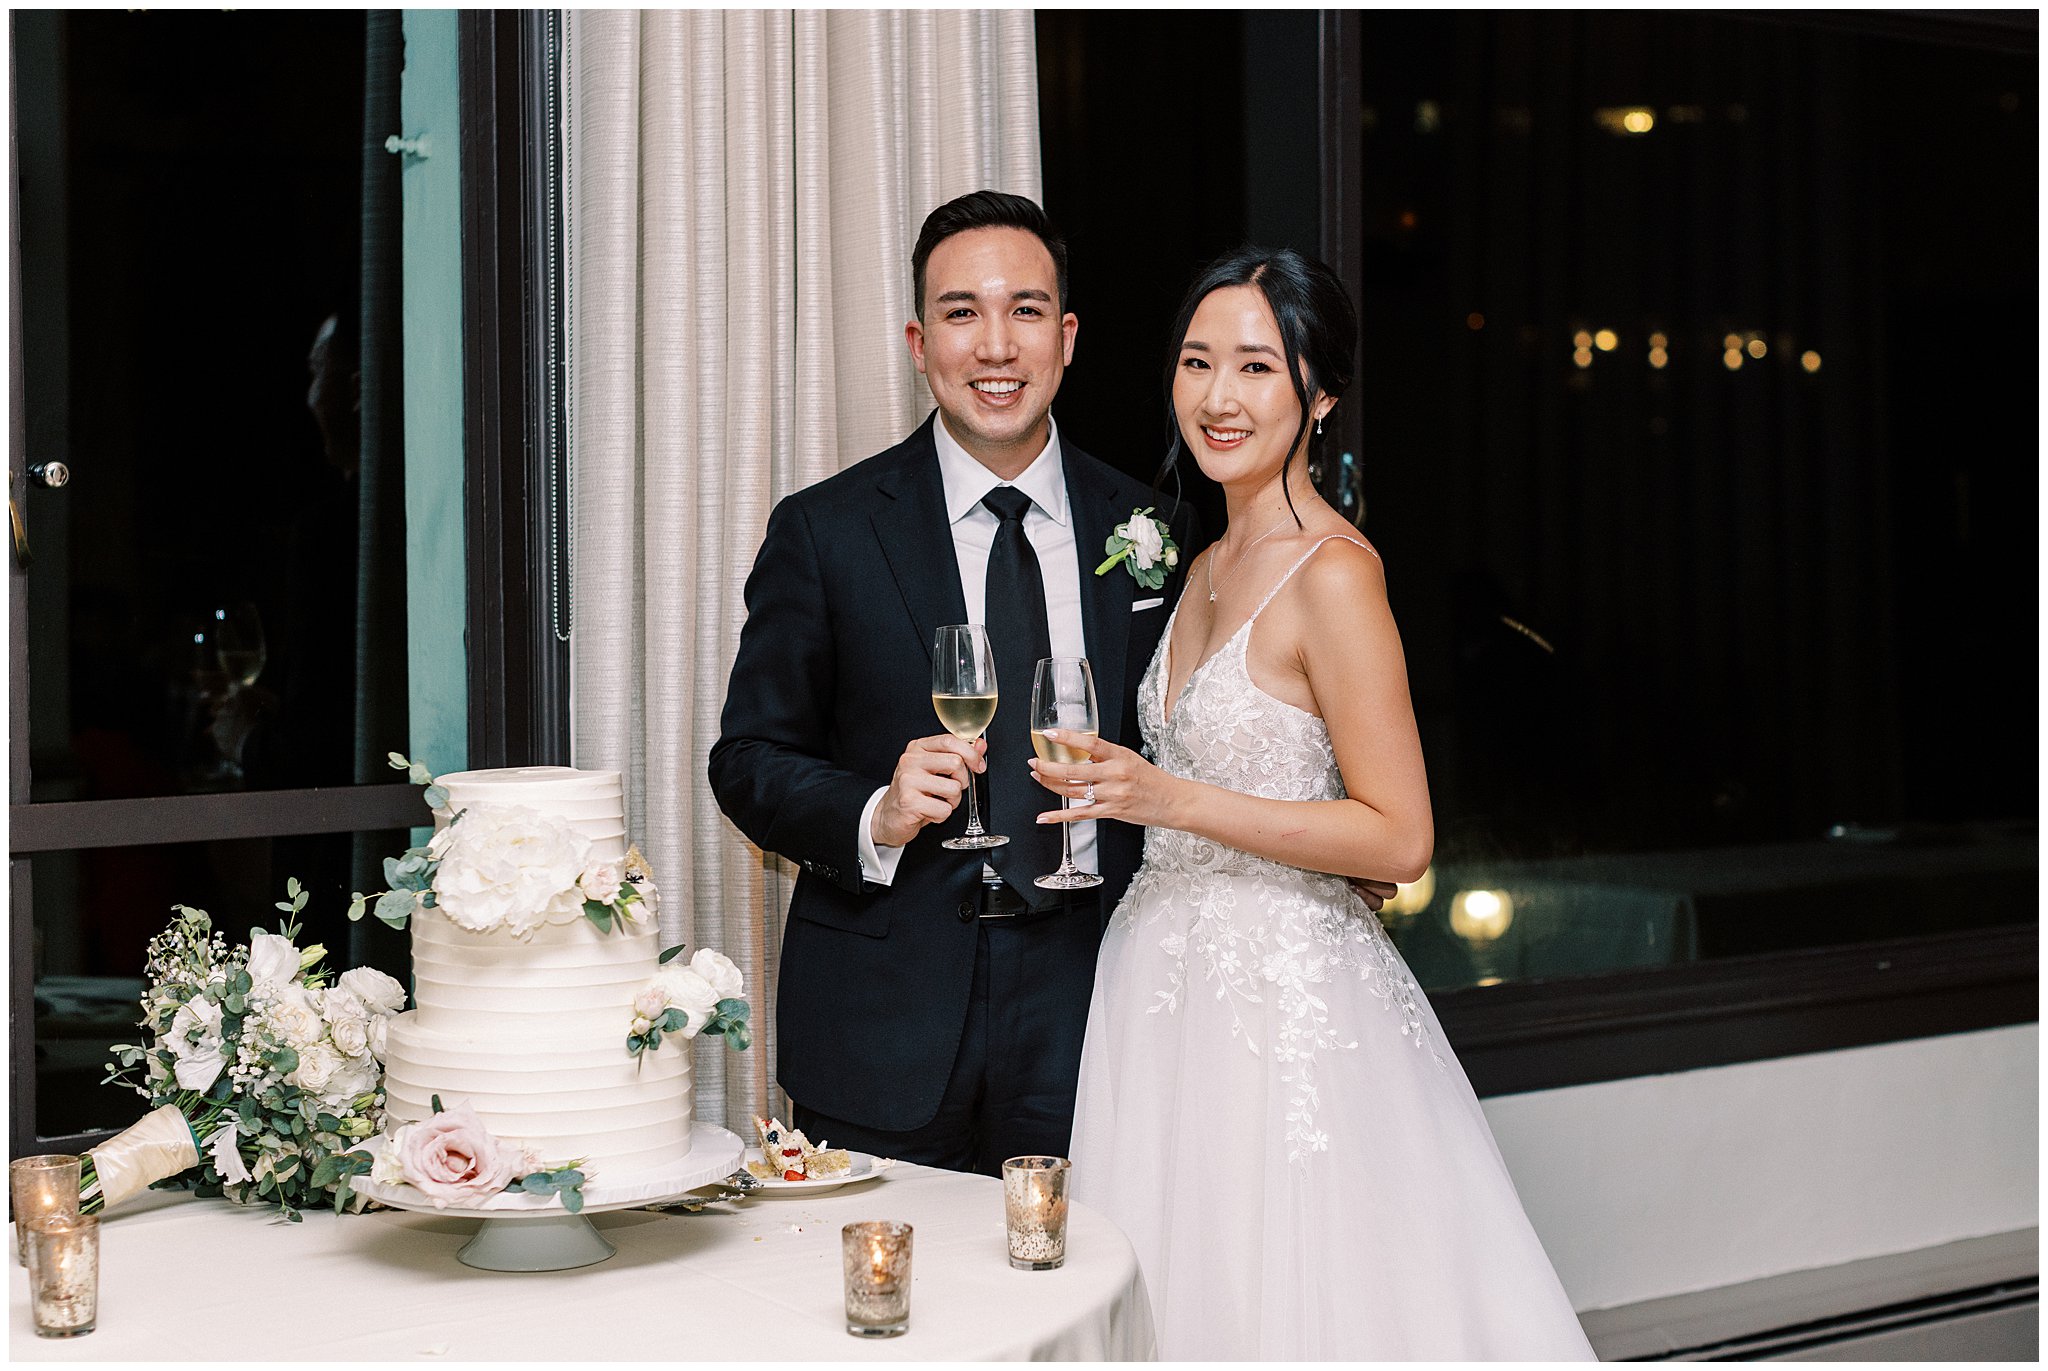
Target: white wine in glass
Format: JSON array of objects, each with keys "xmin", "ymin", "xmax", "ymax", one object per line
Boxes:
[
  {"xmin": 1030, "ymin": 656, "xmax": 1103, "ymax": 890},
  {"xmin": 933, "ymin": 624, "xmax": 1008, "ymax": 850}
]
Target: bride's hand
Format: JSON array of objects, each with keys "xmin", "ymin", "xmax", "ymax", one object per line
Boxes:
[{"xmin": 1028, "ymin": 730, "xmax": 1181, "ymax": 829}]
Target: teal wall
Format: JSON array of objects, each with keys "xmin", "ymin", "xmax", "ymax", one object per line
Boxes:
[{"xmin": 399, "ymin": 10, "xmax": 467, "ymax": 784}]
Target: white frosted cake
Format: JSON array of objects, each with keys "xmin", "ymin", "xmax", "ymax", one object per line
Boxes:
[{"xmin": 379, "ymin": 766, "xmax": 695, "ymax": 1178}]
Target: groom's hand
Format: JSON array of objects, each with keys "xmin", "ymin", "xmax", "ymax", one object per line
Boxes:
[
  {"xmin": 872, "ymin": 734, "xmax": 986, "ymax": 849},
  {"xmin": 1349, "ymin": 879, "xmax": 1397, "ymax": 913}
]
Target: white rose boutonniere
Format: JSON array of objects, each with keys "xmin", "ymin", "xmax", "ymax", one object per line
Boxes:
[{"xmin": 1095, "ymin": 507, "xmax": 1180, "ymax": 590}]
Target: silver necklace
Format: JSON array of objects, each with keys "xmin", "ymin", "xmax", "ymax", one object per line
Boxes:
[{"xmin": 1206, "ymin": 516, "xmax": 1291, "ymax": 603}]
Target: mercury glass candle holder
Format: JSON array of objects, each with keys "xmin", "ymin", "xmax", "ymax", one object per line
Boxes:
[
  {"xmin": 25, "ymin": 1213, "xmax": 99, "ymax": 1338},
  {"xmin": 1002, "ymin": 1155, "xmax": 1072, "ymax": 1271},
  {"xmin": 841, "ymin": 1221, "xmax": 913, "ymax": 1337},
  {"xmin": 11, "ymin": 1155, "xmax": 80, "ymax": 1268}
]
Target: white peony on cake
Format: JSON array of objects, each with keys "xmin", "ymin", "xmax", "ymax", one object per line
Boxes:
[{"xmin": 378, "ymin": 767, "xmax": 696, "ymax": 1181}]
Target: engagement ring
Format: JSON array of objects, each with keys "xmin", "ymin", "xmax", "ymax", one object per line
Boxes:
[{"xmin": 1084, "ymin": 783, "xmax": 1096, "ymax": 804}]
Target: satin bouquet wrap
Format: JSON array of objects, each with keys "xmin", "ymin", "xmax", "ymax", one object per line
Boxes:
[{"xmin": 95, "ymin": 885, "xmax": 405, "ymax": 1220}]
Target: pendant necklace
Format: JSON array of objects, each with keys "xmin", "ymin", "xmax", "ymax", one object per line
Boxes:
[{"xmin": 1206, "ymin": 515, "xmax": 1291, "ymax": 603}]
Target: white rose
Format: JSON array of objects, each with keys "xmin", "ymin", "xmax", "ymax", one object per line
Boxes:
[
  {"xmin": 654, "ymin": 965, "xmax": 720, "ymax": 1034},
  {"xmin": 630, "ymin": 1015, "xmax": 652, "ymax": 1037},
  {"xmin": 265, "ymin": 984, "xmax": 325, "ymax": 1048},
  {"xmin": 1123, "ymin": 516, "xmax": 1164, "ymax": 571},
  {"xmin": 291, "ymin": 1041, "xmax": 343, "ymax": 1093},
  {"xmin": 579, "ymin": 861, "xmax": 623, "ymax": 905},
  {"xmin": 328, "ymin": 1003, "xmax": 372, "ymax": 1057},
  {"xmin": 245, "ymin": 931, "xmax": 301, "ymax": 990},
  {"xmin": 336, "ymin": 966, "xmax": 407, "ymax": 1016},
  {"xmin": 429, "ymin": 805, "xmax": 592, "ymax": 935},
  {"xmin": 688, "ymin": 948, "xmax": 745, "ymax": 1003},
  {"xmin": 168, "ymin": 997, "xmax": 226, "ymax": 1092},
  {"xmin": 633, "ymin": 986, "xmax": 669, "ymax": 1020},
  {"xmin": 367, "ymin": 1015, "xmax": 389, "ymax": 1061},
  {"xmin": 1164, "ymin": 544, "xmax": 1179, "ymax": 569}
]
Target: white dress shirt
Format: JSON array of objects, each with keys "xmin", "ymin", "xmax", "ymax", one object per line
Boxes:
[{"xmin": 858, "ymin": 413, "xmax": 1097, "ymax": 884}]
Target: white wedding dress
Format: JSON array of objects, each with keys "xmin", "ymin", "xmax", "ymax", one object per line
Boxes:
[{"xmin": 1070, "ymin": 537, "xmax": 1596, "ymax": 1361}]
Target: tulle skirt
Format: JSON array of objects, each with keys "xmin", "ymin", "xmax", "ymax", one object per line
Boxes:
[{"xmin": 1070, "ymin": 865, "xmax": 1597, "ymax": 1361}]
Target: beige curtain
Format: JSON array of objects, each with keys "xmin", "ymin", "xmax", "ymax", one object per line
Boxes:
[{"xmin": 565, "ymin": 9, "xmax": 1041, "ymax": 1131}]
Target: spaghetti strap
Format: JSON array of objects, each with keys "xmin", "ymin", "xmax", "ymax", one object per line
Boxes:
[{"xmin": 1248, "ymin": 534, "xmax": 1376, "ymax": 621}]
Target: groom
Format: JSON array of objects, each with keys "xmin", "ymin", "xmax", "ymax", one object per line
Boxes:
[{"xmin": 709, "ymin": 191, "xmax": 1196, "ymax": 1174}]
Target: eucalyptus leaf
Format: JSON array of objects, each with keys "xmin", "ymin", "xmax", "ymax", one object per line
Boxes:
[
  {"xmin": 583, "ymin": 902, "xmax": 612, "ymax": 934},
  {"xmin": 346, "ymin": 893, "xmax": 368, "ymax": 923},
  {"xmin": 316, "ymin": 1113, "xmax": 341, "ymax": 1133},
  {"xmin": 422, "ymin": 785, "xmax": 448, "ymax": 811},
  {"xmin": 715, "ymin": 997, "xmax": 750, "ymax": 1021},
  {"xmin": 374, "ymin": 889, "xmax": 417, "ymax": 929},
  {"xmin": 408, "ymin": 762, "xmax": 434, "ymax": 787},
  {"xmin": 387, "ymin": 751, "xmax": 411, "ymax": 771},
  {"xmin": 431, "ymin": 1094, "xmax": 445, "ymax": 1114},
  {"xmin": 657, "ymin": 944, "xmax": 684, "ymax": 965},
  {"xmin": 272, "ymin": 1047, "xmax": 299, "ymax": 1076},
  {"xmin": 560, "ymin": 1187, "xmax": 584, "ymax": 1214},
  {"xmin": 659, "ymin": 1008, "xmax": 688, "ymax": 1033}
]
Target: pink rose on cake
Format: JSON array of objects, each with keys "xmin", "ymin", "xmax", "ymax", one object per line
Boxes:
[
  {"xmin": 428, "ymin": 805, "xmax": 593, "ymax": 936},
  {"xmin": 389, "ymin": 1101, "xmax": 532, "ymax": 1207}
]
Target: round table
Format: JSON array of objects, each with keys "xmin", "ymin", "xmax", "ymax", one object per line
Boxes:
[{"xmin": 10, "ymin": 1161, "xmax": 1156, "ymax": 1360}]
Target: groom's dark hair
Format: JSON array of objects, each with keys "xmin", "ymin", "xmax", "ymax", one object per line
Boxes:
[{"xmin": 912, "ymin": 190, "xmax": 1069, "ymax": 323}]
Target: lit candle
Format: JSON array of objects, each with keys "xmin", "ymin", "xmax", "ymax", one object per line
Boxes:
[
  {"xmin": 10, "ymin": 1155, "xmax": 80, "ymax": 1268},
  {"xmin": 1002, "ymin": 1155, "xmax": 1072, "ymax": 1271},
  {"xmin": 25, "ymin": 1213, "xmax": 99, "ymax": 1338},
  {"xmin": 841, "ymin": 1221, "xmax": 912, "ymax": 1337}
]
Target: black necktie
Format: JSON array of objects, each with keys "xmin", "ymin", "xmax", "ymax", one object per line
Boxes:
[{"xmin": 980, "ymin": 486, "xmax": 1059, "ymax": 899}]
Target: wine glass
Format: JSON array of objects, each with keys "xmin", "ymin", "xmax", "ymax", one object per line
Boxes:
[
  {"xmin": 212, "ymin": 603, "xmax": 267, "ymax": 688},
  {"xmin": 1029, "ymin": 656, "xmax": 1103, "ymax": 890},
  {"xmin": 932, "ymin": 624, "xmax": 1008, "ymax": 850}
]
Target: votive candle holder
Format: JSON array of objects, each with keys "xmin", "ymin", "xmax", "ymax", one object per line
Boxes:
[
  {"xmin": 841, "ymin": 1220, "xmax": 913, "ymax": 1337},
  {"xmin": 25, "ymin": 1213, "xmax": 99, "ymax": 1338},
  {"xmin": 11, "ymin": 1155, "xmax": 80, "ymax": 1268},
  {"xmin": 1002, "ymin": 1155, "xmax": 1071, "ymax": 1271}
]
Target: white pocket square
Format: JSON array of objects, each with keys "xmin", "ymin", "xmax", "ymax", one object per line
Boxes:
[{"xmin": 1132, "ymin": 597, "xmax": 1165, "ymax": 612}]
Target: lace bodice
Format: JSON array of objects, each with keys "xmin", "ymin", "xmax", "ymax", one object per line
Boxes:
[{"xmin": 1119, "ymin": 535, "xmax": 1443, "ymax": 1162}]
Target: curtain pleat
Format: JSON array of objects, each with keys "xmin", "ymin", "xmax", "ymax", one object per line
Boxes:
[{"xmin": 566, "ymin": 9, "xmax": 1041, "ymax": 1130}]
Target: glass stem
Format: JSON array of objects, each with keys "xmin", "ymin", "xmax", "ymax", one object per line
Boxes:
[
  {"xmin": 1058, "ymin": 792, "xmax": 1076, "ymax": 872},
  {"xmin": 964, "ymin": 756, "xmax": 984, "ymax": 835}
]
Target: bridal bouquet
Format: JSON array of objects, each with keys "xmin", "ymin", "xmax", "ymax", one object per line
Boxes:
[{"xmin": 97, "ymin": 883, "xmax": 405, "ymax": 1220}]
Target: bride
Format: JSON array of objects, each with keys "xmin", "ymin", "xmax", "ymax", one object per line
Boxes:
[{"xmin": 1031, "ymin": 248, "xmax": 1596, "ymax": 1361}]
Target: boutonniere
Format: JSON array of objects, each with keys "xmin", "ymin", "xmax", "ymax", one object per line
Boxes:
[{"xmin": 1094, "ymin": 507, "xmax": 1180, "ymax": 591}]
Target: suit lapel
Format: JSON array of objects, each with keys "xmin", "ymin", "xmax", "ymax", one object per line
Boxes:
[
  {"xmin": 1065, "ymin": 455, "xmax": 1134, "ymax": 744},
  {"xmin": 873, "ymin": 421, "xmax": 968, "ymax": 666}
]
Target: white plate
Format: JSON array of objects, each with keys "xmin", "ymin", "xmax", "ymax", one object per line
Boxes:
[{"xmin": 743, "ymin": 1147, "xmax": 893, "ymax": 1193}]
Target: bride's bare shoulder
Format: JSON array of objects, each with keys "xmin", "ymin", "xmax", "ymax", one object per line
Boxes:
[{"xmin": 1295, "ymin": 531, "xmax": 1388, "ymax": 612}]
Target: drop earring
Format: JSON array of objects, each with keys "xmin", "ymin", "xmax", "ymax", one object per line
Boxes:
[{"xmin": 1315, "ymin": 416, "xmax": 1324, "ymax": 436}]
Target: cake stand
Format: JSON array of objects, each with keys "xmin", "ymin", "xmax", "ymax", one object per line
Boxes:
[{"xmin": 356, "ymin": 1122, "xmax": 745, "ymax": 1272}]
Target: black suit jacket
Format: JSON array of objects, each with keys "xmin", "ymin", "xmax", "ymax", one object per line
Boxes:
[{"xmin": 708, "ymin": 415, "xmax": 1196, "ymax": 1131}]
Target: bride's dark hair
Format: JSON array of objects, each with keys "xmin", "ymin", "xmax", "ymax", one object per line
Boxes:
[{"xmin": 1155, "ymin": 246, "xmax": 1359, "ymax": 527}]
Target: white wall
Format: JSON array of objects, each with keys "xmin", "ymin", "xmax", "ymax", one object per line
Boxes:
[{"xmin": 1481, "ymin": 1024, "xmax": 2039, "ymax": 1312}]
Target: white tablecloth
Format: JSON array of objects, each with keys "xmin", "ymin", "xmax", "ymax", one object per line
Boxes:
[{"xmin": 10, "ymin": 1163, "xmax": 1155, "ymax": 1360}]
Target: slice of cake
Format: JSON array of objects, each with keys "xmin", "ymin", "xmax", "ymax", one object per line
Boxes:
[{"xmin": 747, "ymin": 1115, "xmax": 853, "ymax": 1181}]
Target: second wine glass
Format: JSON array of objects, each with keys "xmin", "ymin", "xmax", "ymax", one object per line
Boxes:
[
  {"xmin": 932, "ymin": 624, "xmax": 1008, "ymax": 850},
  {"xmin": 1030, "ymin": 656, "xmax": 1103, "ymax": 890}
]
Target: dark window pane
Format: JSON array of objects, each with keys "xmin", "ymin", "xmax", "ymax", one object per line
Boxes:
[{"xmin": 19, "ymin": 11, "xmax": 406, "ymax": 804}]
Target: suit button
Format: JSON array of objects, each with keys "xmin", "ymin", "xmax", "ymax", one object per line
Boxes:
[{"xmin": 957, "ymin": 900, "xmax": 975, "ymax": 922}]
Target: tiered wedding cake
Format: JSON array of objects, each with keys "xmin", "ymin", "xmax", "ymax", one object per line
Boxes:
[{"xmin": 379, "ymin": 767, "xmax": 695, "ymax": 1178}]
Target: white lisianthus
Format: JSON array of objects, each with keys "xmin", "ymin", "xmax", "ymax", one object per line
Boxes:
[
  {"xmin": 322, "ymin": 1053, "xmax": 379, "ymax": 1104},
  {"xmin": 335, "ymin": 966, "xmax": 407, "ymax": 1016},
  {"xmin": 578, "ymin": 861, "xmax": 623, "ymax": 906},
  {"xmin": 430, "ymin": 805, "xmax": 592, "ymax": 936},
  {"xmin": 1120, "ymin": 514, "xmax": 1165, "ymax": 570},
  {"xmin": 370, "ymin": 1128, "xmax": 410, "ymax": 1187},
  {"xmin": 688, "ymin": 948, "xmax": 745, "ymax": 1003},
  {"xmin": 654, "ymin": 964, "xmax": 720, "ymax": 1035},
  {"xmin": 245, "ymin": 931, "xmax": 301, "ymax": 990},
  {"xmin": 1164, "ymin": 544, "xmax": 1180, "ymax": 569},
  {"xmin": 630, "ymin": 1015, "xmax": 652, "ymax": 1037},
  {"xmin": 209, "ymin": 1121, "xmax": 252, "ymax": 1185},
  {"xmin": 633, "ymin": 987, "xmax": 669, "ymax": 1020},
  {"xmin": 168, "ymin": 997, "xmax": 226, "ymax": 1091}
]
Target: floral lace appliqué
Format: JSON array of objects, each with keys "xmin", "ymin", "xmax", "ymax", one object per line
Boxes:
[{"xmin": 1122, "ymin": 537, "xmax": 1446, "ymax": 1166}]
